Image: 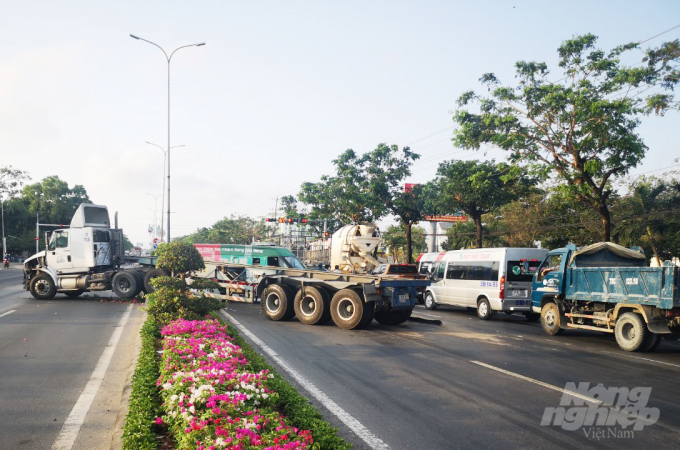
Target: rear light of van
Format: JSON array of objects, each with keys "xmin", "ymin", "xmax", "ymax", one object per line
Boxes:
[{"xmin": 499, "ymin": 276, "xmax": 505, "ymax": 300}]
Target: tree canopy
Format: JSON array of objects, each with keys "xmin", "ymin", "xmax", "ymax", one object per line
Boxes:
[
  {"xmin": 453, "ymin": 33, "xmax": 679, "ymax": 241},
  {"xmin": 178, "ymin": 215, "xmax": 267, "ymax": 245}
]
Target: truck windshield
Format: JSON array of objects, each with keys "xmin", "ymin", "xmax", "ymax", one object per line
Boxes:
[
  {"xmin": 282, "ymin": 256, "xmax": 306, "ymax": 269},
  {"xmin": 506, "ymin": 260, "xmax": 541, "ymax": 282}
]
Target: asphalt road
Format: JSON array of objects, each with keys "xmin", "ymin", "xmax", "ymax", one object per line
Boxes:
[
  {"xmin": 0, "ymin": 266, "xmax": 143, "ymax": 450},
  {"xmin": 221, "ymin": 301, "xmax": 680, "ymax": 450}
]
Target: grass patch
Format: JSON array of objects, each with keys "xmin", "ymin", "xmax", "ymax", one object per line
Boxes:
[
  {"xmin": 211, "ymin": 311, "xmax": 351, "ymax": 450},
  {"xmin": 122, "ymin": 315, "xmax": 162, "ymax": 450}
]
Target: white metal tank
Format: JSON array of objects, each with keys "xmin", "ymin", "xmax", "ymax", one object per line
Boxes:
[{"xmin": 329, "ymin": 224, "xmax": 384, "ymax": 273}]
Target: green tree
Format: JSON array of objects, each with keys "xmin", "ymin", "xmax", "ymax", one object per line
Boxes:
[
  {"xmin": 442, "ymin": 218, "xmax": 508, "ymax": 250},
  {"xmin": 429, "ymin": 160, "xmax": 535, "ymax": 248},
  {"xmin": 179, "ymin": 216, "xmax": 267, "ymax": 245},
  {"xmin": 155, "ymin": 241, "xmax": 205, "ymax": 278},
  {"xmin": 612, "ymin": 174, "xmax": 680, "ymax": 263},
  {"xmin": 0, "ymin": 166, "xmax": 30, "ymax": 199},
  {"xmin": 453, "ymin": 34, "xmax": 679, "ymax": 242},
  {"xmin": 382, "ymin": 224, "xmax": 426, "ymax": 263},
  {"xmin": 299, "ymin": 149, "xmax": 383, "ymax": 224}
]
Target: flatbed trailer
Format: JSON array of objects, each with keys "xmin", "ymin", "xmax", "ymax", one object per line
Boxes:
[{"xmin": 192, "ymin": 261, "xmax": 430, "ymax": 329}]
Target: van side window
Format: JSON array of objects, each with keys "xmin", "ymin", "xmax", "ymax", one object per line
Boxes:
[
  {"xmin": 467, "ymin": 261, "xmax": 499, "ymax": 281},
  {"xmin": 433, "ymin": 262, "xmax": 446, "ymax": 280},
  {"xmin": 446, "ymin": 262, "xmax": 466, "ymax": 279},
  {"xmin": 419, "ymin": 262, "xmax": 431, "ymax": 275}
]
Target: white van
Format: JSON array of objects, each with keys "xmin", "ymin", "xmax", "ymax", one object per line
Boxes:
[{"xmin": 423, "ymin": 247, "xmax": 548, "ymax": 320}]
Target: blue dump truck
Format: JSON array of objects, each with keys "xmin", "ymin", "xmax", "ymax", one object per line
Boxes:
[{"xmin": 531, "ymin": 242, "xmax": 680, "ymax": 352}]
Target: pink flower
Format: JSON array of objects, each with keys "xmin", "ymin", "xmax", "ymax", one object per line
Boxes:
[{"xmin": 155, "ymin": 417, "xmax": 163, "ymax": 425}]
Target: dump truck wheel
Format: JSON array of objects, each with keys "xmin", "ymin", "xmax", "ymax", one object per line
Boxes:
[
  {"xmin": 331, "ymin": 289, "xmax": 366, "ymax": 330},
  {"xmin": 374, "ymin": 308, "xmax": 412, "ymax": 326},
  {"xmin": 30, "ymin": 273, "xmax": 56, "ymax": 300},
  {"xmin": 293, "ymin": 286, "xmax": 330, "ymax": 325},
  {"xmin": 262, "ymin": 284, "xmax": 295, "ymax": 321},
  {"xmin": 112, "ymin": 271, "xmax": 140, "ymax": 300},
  {"xmin": 541, "ymin": 302, "xmax": 563, "ymax": 335},
  {"xmin": 615, "ymin": 312, "xmax": 649, "ymax": 352}
]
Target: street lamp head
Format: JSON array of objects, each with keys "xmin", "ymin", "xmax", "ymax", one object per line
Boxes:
[
  {"xmin": 130, "ymin": 34, "xmax": 140, "ymax": 40},
  {"xmin": 196, "ymin": 43, "xmax": 206, "ymax": 46}
]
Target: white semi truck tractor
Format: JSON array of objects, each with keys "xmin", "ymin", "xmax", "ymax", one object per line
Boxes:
[{"xmin": 23, "ymin": 203, "xmax": 165, "ymax": 300}]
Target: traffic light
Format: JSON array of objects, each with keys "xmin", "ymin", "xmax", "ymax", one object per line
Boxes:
[
  {"xmin": 278, "ymin": 218, "xmax": 285, "ymax": 223},
  {"xmin": 301, "ymin": 218, "xmax": 307, "ymax": 224},
  {"xmin": 324, "ymin": 231, "xmax": 330, "ymax": 237}
]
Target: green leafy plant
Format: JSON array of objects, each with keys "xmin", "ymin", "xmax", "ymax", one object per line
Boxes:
[
  {"xmin": 145, "ymin": 276, "xmax": 221, "ymax": 326},
  {"xmin": 122, "ymin": 316, "xmax": 162, "ymax": 450},
  {"xmin": 154, "ymin": 241, "xmax": 205, "ymax": 277}
]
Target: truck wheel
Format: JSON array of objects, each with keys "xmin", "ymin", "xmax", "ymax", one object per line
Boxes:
[
  {"xmin": 374, "ymin": 308, "xmax": 412, "ymax": 326},
  {"xmin": 640, "ymin": 333, "xmax": 662, "ymax": 352},
  {"xmin": 359, "ymin": 301, "xmax": 375, "ymax": 327},
  {"xmin": 477, "ymin": 298, "xmax": 493, "ymax": 320},
  {"xmin": 615, "ymin": 312, "xmax": 650, "ymax": 352},
  {"xmin": 262, "ymin": 284, "xmax": 295, "ymax": 321},
  {"xmin": 293, "ymin": 286, "xmax": 331, "ymax": 325},
  {"xmin": 143, "ymin": 269, "xmax": 166, "ymax": 293},
  {"xmin": 540, "ymin": 302, "xmax": 563, "ymax": 335},
  {"xmin": 112, "ymin": 271, "xmax": 141, "ymax": 300},
  {"xmin": 331, "ymin": 289, "xmax": 367, "ymax": 330},
  {"xmin": 424, "ymin": 292, "xmax": 437, "ymax": 310},
  {"xmin": 64, "ymin": 290, "xmax": 85, "ymax": 299},
  {"xmin": 30, "ymin": 273, "xmax": 57, "ymax": 300}
]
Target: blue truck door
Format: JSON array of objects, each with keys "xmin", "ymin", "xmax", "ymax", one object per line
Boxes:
[{"xmin": 532, "ymin": 251, "xmax": 566, "ymax": 307}]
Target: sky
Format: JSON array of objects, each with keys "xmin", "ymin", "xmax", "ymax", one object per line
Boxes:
[{"xmin": 1, "ymin": 0, "xmax": 679, "ymax": 247}]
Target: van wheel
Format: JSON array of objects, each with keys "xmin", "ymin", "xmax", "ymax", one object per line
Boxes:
[
  {"xmin": 424, "ymin": 293, "xmax": 437, "ymax": 310},
  {"xmin": 541, "ymin": 302, "xmax": 563, "ymax": 335},
  {"xmin": 615, "ymin": 312, "xmax": 649, "ymax": 352},
  {"xmin": 477, "ymin": 298, "xmax": 493, "ymax": 320},
  {"xmin": 293, "ymin": 286, "xmax": 330, "ymax": 325},
  {"xmin": 331, "ymin": 289, "xmax": 367, "ymax": 330},
  {"xmin": 262, "ymin": 284, "xmax": 295, "ymax": 321},
  {"xmin": 112, "ymin": 271, "xmax": 141, "ymax": 299},
  {"xmin": 30, "ymin": 273, "xmax": 57, "ymax": 300}
]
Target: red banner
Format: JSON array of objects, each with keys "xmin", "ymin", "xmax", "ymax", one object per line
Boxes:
[{"xmin": 424, "ymin": 215, "xmax": 468, "ymax": 222}]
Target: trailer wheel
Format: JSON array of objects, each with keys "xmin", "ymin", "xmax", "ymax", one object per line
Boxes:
[
  {"xmin": 293, "ymin": 286, "xmax": 331, "ymax": 325},
  {"xmin": 477, "ymin": 297, "xmax": 493, "ymax": 320},
  {"xmin": 331, "ymin": 289, "xmax": 368, "ymax": 330},
  {"xmin": 262, "ymin": 284, "xmax": 295, "ymax": 321},
  {"xmin": 143, "ymin": 269, "xmax": 167, "ymax": 293},
  {"xmin": 112, "ymin": 271, "xmax": 141, "ymax": 300},
  {"xmin": 30, "ymin": 273, "xmax": 57, "ymax": 300},
  {"xmin": 615, "ymin": 312, "xmax": 650, "ymax": 352},
  {"xmin": 64, "ymin": 290, "xmax": 85, "ymax": 299},
  {"xmin": 374, "ymin": 308, "xmax": 412, "ymax": 326},
  {"xmin": 424, "ymin": 292, "xmax": 437, "ymax": 310},
  {"xmin": 541, "ymin": 302, "xmax": 563, "ymax": 335}
]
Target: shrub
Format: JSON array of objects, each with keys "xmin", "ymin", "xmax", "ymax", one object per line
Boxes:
[
  {"xmin": 122, "ymin": 317, "xmax": 162, "ymax": 450},
  {"xmin": 145, "ymin": 276, "xmax": 222, "ymax": 326},
  {"xmin": 155, "ymin": 241, "xmax": 205, "ymax": 277}
]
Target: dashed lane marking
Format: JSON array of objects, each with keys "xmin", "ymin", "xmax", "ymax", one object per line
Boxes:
[
  {"xmin": 601, "ymin": 351, "xmax": 680, "ymax": 369},
  {"xmin": 0, "ymin": 310, "xmax": 16, "ymax": 318}
]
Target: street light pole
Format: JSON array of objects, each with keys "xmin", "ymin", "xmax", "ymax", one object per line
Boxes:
[
  {"xmin": 131, "ymin": 34, "xmax": 205, "ymax": 243},
  {"xmin": 146, "ymin": 193, "xmax": 162, "ymax": 242},
  {"xmin": 146, "ymin": 142, "xmax": 184, "ymax": 242}
]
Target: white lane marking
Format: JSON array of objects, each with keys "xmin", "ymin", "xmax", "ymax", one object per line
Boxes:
[
  {"xmin": 221, "ymin": 311, "xmax": 391, "ymax": 450},
  {"xmin": 602, "ymin": 351, "xmax": 680, "ymax": 369},
  {"xmin": 51, "ymin": 304, "xmax": 133, "ymax": 450},
  {"xmin": 469, "ymin": 360, "xmax": 601, "ymax": 404},
  {"xmin": 0, "ymin": 310, "xmax": 16, "ymax": 318}
]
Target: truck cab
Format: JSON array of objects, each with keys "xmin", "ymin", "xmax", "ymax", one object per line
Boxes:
[{"xmin": 531, "ymin": 245, "xmax": 572, "ymax": 312}]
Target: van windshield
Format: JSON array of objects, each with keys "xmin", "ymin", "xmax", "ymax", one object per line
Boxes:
[
  {"xmin": 282, "ymin": 256, "xmax": 306, "ymax": 269},
  {"xmin": 506, "ymin": 260, "xmax": 541, "ymax": 282}
]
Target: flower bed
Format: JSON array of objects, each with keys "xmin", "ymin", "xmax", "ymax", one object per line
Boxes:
[{"xmin": 158, "ymin": 318, "xmax": 314, "ymax": 450}]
